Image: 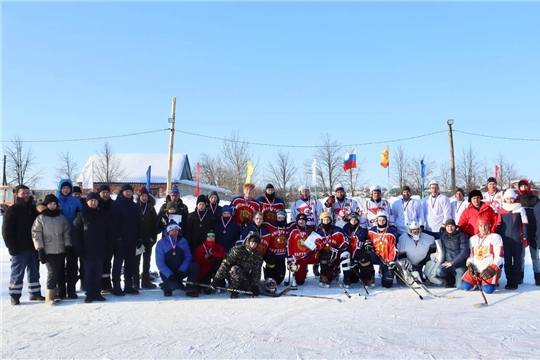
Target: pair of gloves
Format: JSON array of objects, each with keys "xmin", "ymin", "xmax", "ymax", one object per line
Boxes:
[{"xmin": 467, "ymin": 259, "xmax": 498, "ymax": 281}]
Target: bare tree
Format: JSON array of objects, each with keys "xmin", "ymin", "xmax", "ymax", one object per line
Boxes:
[
  {"xmin": 54, "ymin": 151, "xmax": 79, "ymax": 182},
  {"xmin": 407, "ymin": 156, "xmax": 436, "ymax": 195},
  {"xmin": 392, "ymin": 145, "xmax": 409, "ymax": 189},
  {"xmin": 267, "ymin": 149, "xmax": 298, "ymax": 204},
  {"xmin": 438, "ymin": 161, "xmax": 451, "ymax": 195},
  {"xmin": 2, "ymin": 135, "xmax": 40, "ymax": 186},
  {"xmin": 456, "ymin": 145, "xmax": 481, "ymax": 193},
  {"xmin": 493, "ymin": 152, "xmax": 521, "ymax": 189},
  {"xmin": 94, "ymin": 141, "xmax": 127, "ymax": 183},
  {"xmin": 220, "ymin": 131, "xmax": 258, "ymax": 194},
  {"xmin": 313, "ymin": 133, "xmax": 344, "ymax": 195}
]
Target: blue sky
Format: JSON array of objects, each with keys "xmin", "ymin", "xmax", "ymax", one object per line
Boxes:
[{"xmin": 2, "ymin": 2, "xmax": 539, "ymax": 190}]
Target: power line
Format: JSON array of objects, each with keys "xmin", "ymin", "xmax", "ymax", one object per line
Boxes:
[
  {"xmin": 454, "ymin": 130, "xmax": 540, "ymax": 142},
  {"xmin": 0, "ymin": 129, "xmax": 169, "ymax": 143}
]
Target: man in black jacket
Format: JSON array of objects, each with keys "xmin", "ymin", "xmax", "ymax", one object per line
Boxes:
[
  {"xmin": 97, "ymin": 185, "xmax": 115, "ymax": 293},
  {"xmin": 2, "ymin": 185, "xmax": 44, "ymax": 305},
  {"xmin": 135, "ymin": 186, "xmax": 159, "ymax": 289}
]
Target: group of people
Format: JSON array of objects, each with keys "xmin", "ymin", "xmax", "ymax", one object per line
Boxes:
[{"xmin": 3, "ymin": 176, "xmax": 539, "ymax": 304}]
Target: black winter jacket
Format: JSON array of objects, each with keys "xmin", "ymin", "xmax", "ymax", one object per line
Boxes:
[
  {"xmin": 440, "ymin": 228, "xmax": 469, "ymax": 268},
  {"xmin": 110, "ymin": 193, "xmax": 142, "ymax": 246},
  {"xmin": 136, "ymin": 195, "xmax": 159, "ymax": 244},
  {"xmin": 2, "ymin": 196, "xmax": 39, "ymax": 255},
  {"xmin": 72, "ymin": 207, "xmax": 112, "ymax": 260}
]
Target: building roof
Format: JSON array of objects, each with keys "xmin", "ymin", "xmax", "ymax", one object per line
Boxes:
[{"xmin": 77, "ymin": 153, "xmax": 192, "ymax": 184}]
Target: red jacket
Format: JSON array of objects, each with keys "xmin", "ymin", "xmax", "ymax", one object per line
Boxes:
[
  {"xmin": 458, "ymin": 203, "xmax": 497, "ymax": 237},
  {"xmin": 193, "ymin": 241, "xmax": 227, "ymax": 280}
]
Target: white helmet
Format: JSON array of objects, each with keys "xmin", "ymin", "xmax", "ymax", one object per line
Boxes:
[
  {"xmin": 298, "ymin": 184, "xmax": 310, "ymax": 192},
  {"xmin": 407, "ymin": 221, "xmax": 421, "ymax": 240},
  {"xmin": 376, "ymin": 209, "xmax": 388, "ymax": 231},
  {"xmin": 370, "ymin": 184, "xmax": 382, "ymax": 193},
  {"xmin": 334, "ymin": 183, "xmax": 345, "ymax": 192}
]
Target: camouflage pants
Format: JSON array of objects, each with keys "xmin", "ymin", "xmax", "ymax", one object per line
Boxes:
[{"xmin": 229, "ymin": 265, "xmax": 249, "ymax": 290}]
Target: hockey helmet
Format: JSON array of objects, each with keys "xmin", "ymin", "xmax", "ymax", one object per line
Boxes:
[
  {"xmin": 349, "ymin": 212, "xmax": 360, "ymax": 220},
  {"xmin": 296, "ymin": 213, "xmax": 308, "ymax": 222},
  {"xmin": 334, "ymin": 183, "xmax": 345, "ymax": 192},
  {"xmin": 298, "ymin": 184, "xmax": 310, "ymax": 193},
  {"xmin": 319, "ymin": 211, "xmax": 333, "ymax": 221},
  {"xmin": 264, "ymin": 278, "xmax": 277, "ymax": 294},
  {"xmin": 406, "ymin": 221, "xmax": 421, "ymax": 240},
  {"xmin": 276, "ymin": 209, "xmax": 287, "ymax": 219},
  {"xmin": 370, "ymin": 184, "xmax": 382, "ymax": 193},
  {"xmin": 376, "ymin": 209, "xmax": 388, "ymax": 231}
]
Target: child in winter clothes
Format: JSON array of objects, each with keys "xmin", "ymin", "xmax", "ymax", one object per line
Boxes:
[
  {"xmin": 31, "ymin": 194, "xmax": 73, "ymax": 304},
  {"xmin": 193, "ymin": 231, "xmax": 227, "ymax": 294},
  {"xmin": 155, "ymin": 220, "xmax": 200, "ymax": 297},
  {"xmin": 495, "ymin": 189, "xmax": 528, "ymax": 290},
  {"xmin": 72, "ymin": 192, "xmax": 113, "ymax": 303}
]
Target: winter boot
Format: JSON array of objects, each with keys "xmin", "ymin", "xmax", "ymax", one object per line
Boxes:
[
  {"xmin": 141, "ymin": 273, "xmax": 157, "ymax": 289},
  {"xmin": 445, "ymin": 274, "xmax": 456, "ymax": 288},
  {"xmin": 186, "ymin": 290, "xmax": 199, "ymax": 298},
  {"xmin": 520, "ymin": 272, "xmax": 524, "ymax": 284},
  {"xmin": 133, "ymin": 273, "xmax": 140, "ymax": 290},
  {"xmin": 29, "ymin": 293, "xmax": 46, "ymax": 301},
  {"xmin": 57, "ymin": 283, "xmax": 67, "ymax": 299},
  {"xmin": 45, "ymin": 289, "xmax": 56, "ymax": 305},
  {"xmin": 53, "ymin": 288, "xmax": 62, "ymax": 303},
  {"xmin": 112, "ymin": 282, "xmax": 125, "ymax": 296},
  {"xmin": 123, "ymin": 279, "xmax": 139, "ymax": 295},
  {"xmin": 163, "ymin": 289, "xmax": 173, "ymax": 297},
  {"xmin": 312, "ymin": 264, "xmax": 320, "ymax": 277},
  {"xmin": 84, "ymin": 295, "xmax": 93, "ymax": 303},
  {"xmin": 67, "ymin": 283, "xmax": 78, "ymax": 299},
  {"xmin": 101, "ymin": 276, "xmax": 113, "ymax": 294},
  {"xmin": 534, "ymin": 273, "xmax": 540, "ymax": 286},
  {"xmin": 230, "ymin": 292, "xmax": 239, "ymax": 299},
  {"xmin": 11, "ymin": 298, "xmax": 20, "ymax": 306}
]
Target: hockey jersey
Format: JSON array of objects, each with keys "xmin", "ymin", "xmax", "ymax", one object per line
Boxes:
[
  {"xmin": 423, "ymin": 194, "xmax": 452, "ymax": 232},
  {"xmin": 315, "ymin": 226, "xmax": 348, "ymax": 252},
  {"xmin": 264, "ymin": 221, "xmax": 295, "ymax": 258},
  {"xmin": 342, "ymin": 222, "xmax": 368, "ymax": 255},
  {"xmin": 256, "ymin": 196, "xmax": 285, "ymax": 223},
  {"xmin": 451, "ymin": 199, "xmax": 469, "ymax": 224},
  {"xmin": 325, "ymin": 197, "xmax": 363, "ymax": 227},
  {"xmin": 230, "ymin": 196, "xmax": 261, "ymax": 226},
  {"xmin": 392, "ymin": 198, "xmax": 425, "ymax": 235},
  {"xmin": 467, "ymin": 232, "xmax": 504, "ymax": 272},
  {"xmin": 240, "ymin": 224, "xmax": 271, "ymax": 257},
  {"xmin": 367, "ymin": 227, "xmax": 398, "ymax": 263},
  {"xmin": 290, "ymin": 197, "xmax": 323, "ymax": 230},
  {"xmin": 397, "ymin": 232, "xmax": 435, "ymax": 265},
  {"xmin": 483, "ymin": 190, "xmax": 503, "ymax": 214},
  {"xmin": 363, "ymin": 198, "xmax": 395, "ymax": 228},
  {"xmin": 287, "ymin": 226, "xmax": 313, "ymax": 261}
]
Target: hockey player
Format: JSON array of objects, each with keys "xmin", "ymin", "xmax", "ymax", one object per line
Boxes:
[
  {"xmin": 315, "ymin": 212, "xmax": 349, "ymax": 287},
  {"xmin": 290, "ymin": 185, "xmax": 323, "ymax": 231},
  {"xmin": 343, "ymin": 212, "xmax": 374, "ymax": 287},
  {"xmin": 451, "ymin": 188, "xmax": 469, "ymax": 224},
  {"xmin": 392, "ymin": 185, "xmax": 425, "ymax": 236},
  {"xmin": 256, "ymin": 183, "xmax": 285, "ymax": 223},
  {"xmin": 211, "ymin": 232, "xmax": 263, "ymax": 299},
  {"xmin": 363, "ymin": 185, "xmax": 395, "ymax": 229},
  {"xmin": 423, "ymin": 180, "xmax": 452, "ymax": 232},
  {"xmin": 396, "ymin": 221, "xmax": 436, "ymax": 283},
  {"xmin": 263, "ymin": 209, "xmax": 295, "ymax": 285},
  {"xmin": 214, "ymin": 205, "xmax": 241, "ymax": 253},
  {"xmin": 483, "ymin": 177, "xmax": 503, "ymax": 214},
  {"xmin": 286, "ymin": 214, "xmax": 316, "ymax": 285},
  {"xmin": 461, "ymin": 217, "xmax": 504, "ymax": 294},
  {"xmin": 230, "ymin": 183, "xmax": 261, "ymax": 229},
  {"xmin": 495, "ymin": 189, "xmax": 528, "ymax": 290},
  {"xmin": 367, "ymin": 210, "xmax": 398, "ymax": 288},
  {"xmin": 324, "ymin": 184, "xmax": 365, "ymax": 228}
]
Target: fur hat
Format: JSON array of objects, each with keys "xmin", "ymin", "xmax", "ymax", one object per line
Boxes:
[
  {"xmin": 72, "ymin": 186, "xmax": 82, "ymax": 194},
  {"xmin": 97, "ymin": 185, "xmax": 111, "ymax": 193},
  {"xmin": 43, "ymin": 194, "xmax": 59, "ymax": 205},
  {"xmin": 468, "ymin": 189, "xmax": 482, "ymax": 200},
  {"xmin": 120, "ymin": 184, "xmax": 134, "ymax": 192},
  {"xmin": 245, "ymin": 231, "xmax": 261, "ymax": 245},
  {"xmin": 138, "ymin": 186, "xmax": 149, "ymax": 196},
  {"xmin": 86, "ymin": 192, "xmax": 99, "ymax": 202}
]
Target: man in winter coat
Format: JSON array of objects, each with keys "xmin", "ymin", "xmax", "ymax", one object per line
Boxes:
[
  {"xmin": 461, "ymin": 217, "xmax": 504, "ymax": 294},
  {"xmin": 56, "ymin": 179, "xmax": 83, "ymax": 299},
  {"xmin": 134, "ymin": 186, "xmax": 159, "ymax": 289},
  {"xmin": 211, "ymin": 232, "xmax": 263, "ymax": 299},
  {"xmin": 193, "ymin": 231, "xmax": 226, "ymax": 294},
  {"xmin": 72, "ymin": 192, "xmax": 112, "ymax": 303},
  {"xmin": 436, "ymin": 219, "xmax": 469, "ymax": 288},
  {"xmin": 185, "ymin": 195, "xmax": 215, "ymax": 253},
  {"xmin": 158, "ymin": 187, "xmax": 189, "ymax": 232},
  {"xmin": 110, "ymin": 184, "xmax": 142, "ymax": 296},
  {"xmin": 155, "ymin": 220, "xmax": 200, "ymax": 297},
  {"xmin": 97, "ymin": 185, "xmax": 115, "ymax": 293},
  {"xmin": 256, "ymin": 183, "xmax": 285, "ymax": 223},
  {"xmin": 458, "ymin": 189, "xmax": 497, "ymax": 238},
  {"xmin": 214, "ymin": 205, "xmax": 241, "ymax": 252},
  {"xmin": 517, "ymin": 179, "xmax": 540, "ymax": 285},
  {"xmin": 32, "ymin": 194, "xmax": 73, "ymax": 305},
  {"xmin": 495, "ymin": 189, "xmax": 528, "ymax": 290},
  {"xmin": 2, "ymin": 185, "xmax": 43, "ymax": 305}
]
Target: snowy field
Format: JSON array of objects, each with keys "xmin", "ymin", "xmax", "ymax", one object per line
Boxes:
[{"xmin": 2, "ymin": 202, "xmax": 540, "ymax": 359}]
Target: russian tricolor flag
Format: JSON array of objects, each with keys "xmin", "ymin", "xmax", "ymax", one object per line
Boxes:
[{"xmin": 343, "ymin": 148, "xmax": 356, "ymax": 171}]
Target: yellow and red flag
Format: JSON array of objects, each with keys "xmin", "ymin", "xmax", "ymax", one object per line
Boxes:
[{"xmin": 380, "ymin": 146, "xmax": 389, "ymax": 168}]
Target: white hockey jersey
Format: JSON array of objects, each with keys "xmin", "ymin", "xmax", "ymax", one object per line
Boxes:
[
  {"xmin": 392, "ymin": 198, "xmax": 425, "ymax": 235},
  {"xmin": 423, "ymin": 194, "xmax": 452, "ymax": 231},
  {"xmin": 397, "ymin": 232, "xmax": 435, "ymax": 266}
]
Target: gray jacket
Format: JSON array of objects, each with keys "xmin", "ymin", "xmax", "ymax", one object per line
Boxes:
[{"xmin": 32, "ymin": 205, "xmax": 72, "ymax": 254}]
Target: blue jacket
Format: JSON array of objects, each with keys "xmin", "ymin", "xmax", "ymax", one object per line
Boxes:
[
  {"xmin": 214, "ymin": 217, "xmax": 241, "ymax": 252},
  {"xmin": 57, "ymin": 179, "xmax": 82, "ymax": 224},
  {"xmin": 155, "ymin": 233, "xmax": 192, "ymax": 278}
]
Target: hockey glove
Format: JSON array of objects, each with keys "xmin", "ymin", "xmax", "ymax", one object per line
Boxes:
[
  {"xmin": 210, "ymin": 277, "xmax": 219, "ymax": 290},
  {"xmin": 250, "ymin": 285, "xmax": 260, "ymax": 297},
  {"xmin": 479, "ymin": 264, "xmax": 498, "ymax": 281},
  {"xmin": 324, "ymin": 195, "xmax": 336, "ymax": 208},
  {"xmin": 38, "ymin": 249, "xmax": 47, "ymax": 264},
  {"xmin": 364, "ymin": 240, "xmax": 374, "ymax": 252},
  {"xmin": 398, "ymin": 258, "xmax": 413, "ymax": 273}
]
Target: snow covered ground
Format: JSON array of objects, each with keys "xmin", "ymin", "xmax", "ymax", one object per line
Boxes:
[{"xmin": 2, "ymin": 208, "xmax": 540, "ymax": 359}]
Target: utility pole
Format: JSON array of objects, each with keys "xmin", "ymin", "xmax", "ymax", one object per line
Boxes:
[
  {"xmin": 447, "ymin": 119, "xmax": 456, "ymax": 194},
  {"xmin": 166, "ymin": 97, "xmax": 177, "ymax": 195}
]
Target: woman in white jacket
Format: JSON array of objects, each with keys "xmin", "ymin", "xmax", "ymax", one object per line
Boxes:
[{"xmin": 32, "ymin": 194, "xmax": 72, "ymax": 304}]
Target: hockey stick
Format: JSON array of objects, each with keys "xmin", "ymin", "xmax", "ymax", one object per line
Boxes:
[
  {"xmin": 393, "ymin": 267, "xmax": 424, "ymax": 300},
  {"xmin": 372, "ymin": 252, "xmax": 423, "ymax": 300},
  {"xmin": 351, "ymin": 267, "xmax": 369, "ymax": 300},
  {"xmin": 184, "ymin": 281, "xmax": 292, "ymax": 298},
  {"xmin": 286, "ymin": 293, "xmax": 344, "ymax": 302},
  {"xmin": 284, "ymin": 271, "xmax": 291, "ymax": 287},
  {"xmin": 469, "ymin": 267, "xmax": 488, "ymax": 308}
]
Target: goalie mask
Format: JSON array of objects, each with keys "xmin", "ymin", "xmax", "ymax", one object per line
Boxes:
[
  {"xmin": 407, "ymin": 221, "xmax": 421, "ymax": 241},
  {"xmin": 264, "ymin": 278, "xmax": 277, "ymax": 294}
]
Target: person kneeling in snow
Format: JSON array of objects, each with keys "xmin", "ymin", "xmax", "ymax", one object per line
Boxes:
[
  {"xmin": 155, "ymin": 220, "xmax": 200, "ymax": 298},
  {"xmin": 461, "ymin": 217, "xmax": 504, "ymax": 294},
  {"xmin": 193, "ymin": 231, "xmax": 226, "ymax": 294},
  {"xmin": 396, "ymin": 221, "xmax": 436, "ymax": 284},
  {"xmin": 210, "ymin": 232, "xmax": 263, "ymax": 299}
]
